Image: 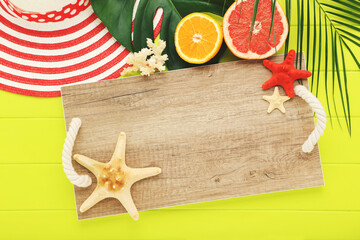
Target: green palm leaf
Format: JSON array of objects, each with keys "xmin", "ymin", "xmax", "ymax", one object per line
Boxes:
[
  {"xmin": 282, "ymin": 0, "xmax": 360, "ymax": 134},
  {"xmin": 249, "ymin": 0, "xmax": 260, "ymax": 41}
]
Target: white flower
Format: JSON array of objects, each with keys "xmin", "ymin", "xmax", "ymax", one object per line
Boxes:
[{"xmin": 121, "ymin": 38, "xmax": 168, "ymax": 77}]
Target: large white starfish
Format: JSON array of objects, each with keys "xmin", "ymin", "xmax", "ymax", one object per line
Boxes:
[
  {"xmin": 73, "ymin": 132, "xmax": 161, "ymax": 220},
  {"xmin": 263, "ymin": 87, "xmax": 290, "ymax": 114}
]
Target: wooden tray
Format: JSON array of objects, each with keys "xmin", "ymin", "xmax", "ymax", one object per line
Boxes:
[{"xmin": 61, "ymin": 53, "xmax": 324, "ymax": 220}]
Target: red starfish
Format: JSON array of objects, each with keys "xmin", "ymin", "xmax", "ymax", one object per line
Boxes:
[{"xmin": 262, "ymin": 49, "xmax": 312, "ymax": 98}]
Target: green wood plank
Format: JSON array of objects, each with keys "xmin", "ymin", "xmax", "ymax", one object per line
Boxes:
[
  {"xmin": 319, "ymin": 118, "xmax": 359, "ymax": 164},
  {"xmin": 0, "ymin": 210, "xmax": 359, "ymax": 239},
  {"xmin": 0, "ymin": 90, "xmax": 63, "ymax": 118},
  {"xmin": 0, "ymin": 119, "xmax": 65, "ymax": 164},
  {"xmin": 1, "ymin": 164, "xmax": 359, "ymax": 211}
]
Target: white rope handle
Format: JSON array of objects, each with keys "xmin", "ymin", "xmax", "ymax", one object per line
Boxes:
[
  {"xmin": 62, "ymin": 118, "xmax": 92, "ymax": 187},
  {"xmin": 295, "ymin": 85, "xmax": 327, "ymax": 153}
]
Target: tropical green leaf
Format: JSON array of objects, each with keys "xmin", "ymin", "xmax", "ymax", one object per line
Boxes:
[
  {"xmin": 284, "ymin": 0, "xmax": 291, "ymax": 55},
  {"xmin": 331, "ymin": 20, "xmax": 360, "ymax": 33},
  {"xmin": 324, "ymin": 17, "xmax": 332, "ymax": 126},
  {"xmin": 310, "ymin": 0, "xmax": 317, "ymax": 92},
  {"xmin": 268, "ymin": 0, "xmax": 277, "ymax": 53},
  {"xmin": 337, "ymin": 28, "xmax": 360, "ymax": 43},
  {"xmin": 91, "ymin": 0, "xmax": 232, "ymax": 70},
  {"xmin": 330, "ymin": 26, "xmax": 341, "ymax": 127},
  {"xmin": 282, "ymin": 0, "xmax": 360, "ymax": 134},
  {"xmin": 341, "ymin": 35, "xmax": 360, "ymax": 48},
  {"xmin": 334, "ymin": 34, "xmax": 350, "ymax": 131},
  {"xmin": 325, "ymin": 11, "xmax": 360, "ymax": 25},
  {"xmin": 315, "ymin": 2, "xmax": 322, "ymax": 97},
  {"xmin": 249, "ymin": 0, "xmax": 260, "ymax": 41},
  {"xmin": 342, "ymin": 40, "xmax": 360, "ymax": 69},
  {"xmin": 332, "ymin": 0, "xmax": 360, "ymax": 12},
  {"xmin": 339, "ymin": 39, "xmax": 351, "ymax": 134},
  {"xmin": 296, "ymin": 0, "xmax": 304, "ymax": 84},
  {"xmin": 322, "ymin": 3, "xmax": 360, "ymax": 19},
  {"xmin": 306, "ymin": 0, "xmax": 310, "ymax": 68},
  {"xmin": 236, "ymin": 0, "xmax": 245, "ymax": 24}
]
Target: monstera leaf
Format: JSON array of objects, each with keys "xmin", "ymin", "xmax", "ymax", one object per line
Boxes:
[{"xmin": 91, "ymin": 0, "xmax": 233, "ymax": 70}]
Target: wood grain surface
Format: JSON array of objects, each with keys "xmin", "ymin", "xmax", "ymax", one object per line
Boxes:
[{"xmin": 61, "ymin": 53, "xmax": 324, "ymax": 220}]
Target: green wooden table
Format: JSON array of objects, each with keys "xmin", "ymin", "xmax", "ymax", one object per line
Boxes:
[{"xmin": 1, "ymin": 1, "xmax": 359, "ymax": 238}]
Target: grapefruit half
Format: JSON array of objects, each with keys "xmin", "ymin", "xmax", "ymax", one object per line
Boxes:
[{"xmin": 223, "ymin": 0, "xmax": 288, "ymax": 59}]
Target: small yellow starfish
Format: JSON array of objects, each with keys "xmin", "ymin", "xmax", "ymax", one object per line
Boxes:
[
  {"xmin": 263, "ymin": 87, "xmax": 290, "ymax": 114},
  {"xmin": 73, "ymin": 132, "xmax": 161, "ymax": 220}
]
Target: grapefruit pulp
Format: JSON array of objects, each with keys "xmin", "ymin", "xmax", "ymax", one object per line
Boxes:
[{"xmin": 223, "ymin": 0, "xmax": 288, "ymax": 59}]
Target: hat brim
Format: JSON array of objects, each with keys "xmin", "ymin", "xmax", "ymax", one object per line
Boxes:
[{"xmin": 0, "ymin": 0, "xmax": 162, "ymax": 97}]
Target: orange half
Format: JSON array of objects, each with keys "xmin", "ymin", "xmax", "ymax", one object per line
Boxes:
[{"xmin": 175, "ymin": 13, "xmax": 223, "ymax": 64}]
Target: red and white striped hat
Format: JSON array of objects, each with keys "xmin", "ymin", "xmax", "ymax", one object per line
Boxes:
[{"xmin": 0, "ymin": 0, "xmax": 162, "ymax": 97}]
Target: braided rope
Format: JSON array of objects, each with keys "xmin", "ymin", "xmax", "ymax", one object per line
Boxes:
[
  {"xmin": 295, "ymin": 85, "xmax": 327, "ymax": 153},
  {"xmin": 62, "ymin": 118, "xmax": 92, "ymax": 187}
]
